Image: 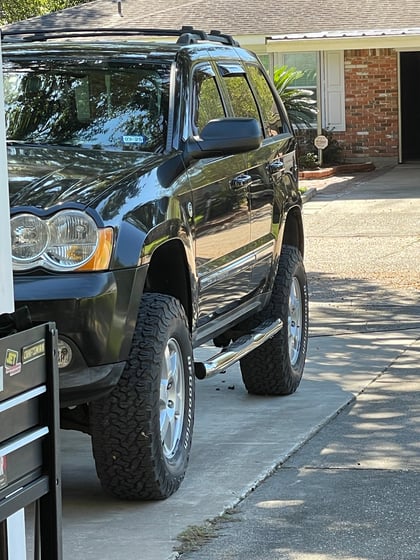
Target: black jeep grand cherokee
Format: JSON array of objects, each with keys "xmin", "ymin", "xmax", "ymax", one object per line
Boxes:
[{"xmin": 2, "ymin": 27, "xmax": 308, "ymax": 500}]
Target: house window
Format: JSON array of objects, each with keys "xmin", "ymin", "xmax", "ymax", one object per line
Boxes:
[
  {"xmin": 282, "ymin": 53, "xmax": 317, "ymax": 89},
  {"xmin": 274, "ymin": 50, "xmax": 345, "ymax": 132},
  {"xmin": 275, "ymin": 52, "xmax": 318, "ymax": 128}
]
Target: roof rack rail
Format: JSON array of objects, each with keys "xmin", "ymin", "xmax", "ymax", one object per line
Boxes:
[{"xmin": 0, "ymin": 26, "xmax": 240, "ymax": 46}]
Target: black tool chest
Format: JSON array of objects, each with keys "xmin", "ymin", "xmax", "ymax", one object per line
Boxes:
[{"xmin": 0, "ymin": 322, "xmax": 62, "ymax": 559}]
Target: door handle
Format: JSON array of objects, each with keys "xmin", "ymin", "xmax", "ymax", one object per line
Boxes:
[
  {"xmin": 268, "ymin": 160, "xmax": 285, "ymax": 175},
  {"xmin": 230, "ymin": 173, "xmax": 252, "ymax": 190}
]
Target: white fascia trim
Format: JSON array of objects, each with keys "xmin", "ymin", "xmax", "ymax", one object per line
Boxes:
[{"xmin": 265, "ymin": 34, "xmax": 420, "ymax": 53}]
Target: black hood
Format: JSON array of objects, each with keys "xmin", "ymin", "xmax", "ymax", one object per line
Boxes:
[{"xmin": 7, "ymin": 145, "xmax": 160, "ymax": 210}]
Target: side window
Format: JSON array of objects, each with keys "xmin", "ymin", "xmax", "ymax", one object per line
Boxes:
[
  {"xmin": 222, "ymin": 74, "xmax": 261, "ymax": 122},
  {"xmin": 192, "ymin": 66, "xmax": 225, "ymax": 134},
  {"xmin": 246, "ymin": 65, "xmax": 286, "ymax": 137}
]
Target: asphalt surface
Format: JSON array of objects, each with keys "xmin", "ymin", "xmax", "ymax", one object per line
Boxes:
[
  {"xmin": 179, "ymin": 350, "xmax": 420, "ymax": 560},
  {"xmin": 177, "ymin": 164, "xmax": 420, "ymax": 560},
  {"xmin": 50, "ymin": 164, "xmax": 420, "ymax": 560}
]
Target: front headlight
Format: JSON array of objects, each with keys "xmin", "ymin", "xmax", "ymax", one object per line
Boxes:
[
  {"xmin": 11, "ymin": 214, "xmax": 49, "ymax": 262},
  {"xmin": 46, "ymin": 211, "xmax": 98, "ymax": 268},
  {"xmin": 11, "ymin": 210, "xmax": 113, "ymax": 271}
]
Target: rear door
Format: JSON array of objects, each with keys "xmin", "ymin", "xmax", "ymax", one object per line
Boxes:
[{"xmin": 218, "ymin": 61, "xmax": 297, "ymax": 295}]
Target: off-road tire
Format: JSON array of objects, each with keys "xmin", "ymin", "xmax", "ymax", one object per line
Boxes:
[
  {"xmin": 90, "ymin": 293, "xmax": 194, "ymax": 500},
  {"xmin": 240, "ymin": 245, "xmax": 308, "ymax": 395}
]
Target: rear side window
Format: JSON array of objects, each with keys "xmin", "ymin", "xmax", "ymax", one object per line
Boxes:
[
  {"xmin": 222, "ymin": 74, "xmax": 260, "ymax": 122},
  {"xmin": 246, "ymin": 65, "xmax": 287, "ymax": 136}
]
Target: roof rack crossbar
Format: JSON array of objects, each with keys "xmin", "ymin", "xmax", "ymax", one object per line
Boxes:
[{"xmin": 0, "ymin": 26, "xmax": 239, "ymax": 46}]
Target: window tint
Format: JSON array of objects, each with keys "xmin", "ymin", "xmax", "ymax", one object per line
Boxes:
[
  {"xmin": 192, "ymin": 66, "xmax": 225, "ymax": 133},
  {"xmin": 247, "ymin": 65, "xmax": 286, "ymax": 136},
  {"xmin": 222, "ymin": 75, "xmax": 260, "ymax": 122},
  {"xmin": 4, "ymin": 62, "xmax": 170, "ymax": 152}
]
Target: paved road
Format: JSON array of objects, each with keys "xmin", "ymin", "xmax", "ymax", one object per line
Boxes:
[
  {"xmin": 179, "ymin": 341, "xmax": 420, "ymax": 560},
  {"xmin": 55, "ymin": 164, "xmax": 420, "ymax": 559}
]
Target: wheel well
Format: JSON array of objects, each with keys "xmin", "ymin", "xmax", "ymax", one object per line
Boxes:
[
  {"xmin": 282, "ymin": 207, "xmax": 304, "ymax": 257},
  {"xmin": 145, "ymin": 240, "xmax": 192, "ymax": 327}
]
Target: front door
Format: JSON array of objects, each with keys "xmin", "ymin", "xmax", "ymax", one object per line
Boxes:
[
  {"xmin": 188, "ymin": 63, "xmax": 253, "ymax": 331},
  {"xmin": 400, "ymin": 52, "xmax": 420, "ymax": 162}
]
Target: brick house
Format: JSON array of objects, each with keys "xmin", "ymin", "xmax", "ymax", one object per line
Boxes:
[{"xmin": 5, "ymin": 0, "xmax": 420, "ymax": 165}]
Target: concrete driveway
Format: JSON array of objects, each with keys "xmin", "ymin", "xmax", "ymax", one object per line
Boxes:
[{"xmin": 56, "ymin": 164, "xmax": 420, "ymax": 560}]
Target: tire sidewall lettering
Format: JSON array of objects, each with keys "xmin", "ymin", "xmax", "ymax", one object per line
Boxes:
[{"xmin": 183, "ymin": 354, "xmax": 194, "ymax": 451}]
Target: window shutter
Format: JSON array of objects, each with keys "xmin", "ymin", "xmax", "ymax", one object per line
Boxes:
[{"xmin": 322, "ymin": 51, "xmax": 345, "ymax": 131}]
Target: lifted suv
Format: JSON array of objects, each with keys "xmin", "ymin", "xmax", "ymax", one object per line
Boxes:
[{"xmin": 2, "ymin": 27, "xmax": 308, "ymax": 500}]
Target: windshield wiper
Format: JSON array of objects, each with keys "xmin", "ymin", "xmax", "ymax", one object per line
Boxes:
[{"xmin": 7, "ymin": 140, "xmax": 66, "ymax": 147}]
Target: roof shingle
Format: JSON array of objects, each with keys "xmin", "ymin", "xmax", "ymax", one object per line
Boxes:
[{"xmin": 5, "ymin": 0, "xmax": 420, "ymax": 37}]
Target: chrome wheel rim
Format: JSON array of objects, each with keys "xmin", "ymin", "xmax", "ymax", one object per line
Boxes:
[
  {"xmin": 160, "ymin": 337, "xmax": 185, "ymax": 459},
  {"xmin": 288, "ymin": 277, "xmax": 303, "ymax": 366}
]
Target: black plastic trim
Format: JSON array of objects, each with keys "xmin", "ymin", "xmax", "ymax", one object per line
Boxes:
[{"xmin": 59, "ymin": 362, "xmax": 125, "ymax": 407}]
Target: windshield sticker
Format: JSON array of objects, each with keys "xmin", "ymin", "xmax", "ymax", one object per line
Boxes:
[{"xmin": 123, "ymin": 135, "xmax": 146, "ymax": 144}]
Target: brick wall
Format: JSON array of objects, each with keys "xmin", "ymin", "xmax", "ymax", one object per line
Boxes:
[{"xmin": 334, "ymin": 48, "xmax": 399, "ymax": 163}]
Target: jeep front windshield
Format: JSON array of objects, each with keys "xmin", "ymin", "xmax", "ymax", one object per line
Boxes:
[{"xmin": 4, "ymin": 61, "xmax": 170, "ymax": 152}]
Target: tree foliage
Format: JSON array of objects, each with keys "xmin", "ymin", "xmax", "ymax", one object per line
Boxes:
[
  {"xmin": 1, "ymin": 0, "xmax": 90, "ymax": 25},
  {"xmin": 273, "ymin": 65, "xmax": 318, "ymax": 128}
]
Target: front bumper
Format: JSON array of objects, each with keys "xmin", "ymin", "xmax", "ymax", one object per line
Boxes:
[
  {"xmin": 14, "ymin": 266, "xmax": 147, "ymax": 406},
  {"xmin": 59, "ymin": 361, "xmax": 126, "ymax": 406}
]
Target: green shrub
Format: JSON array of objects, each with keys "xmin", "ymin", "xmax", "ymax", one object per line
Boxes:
[
  {"xmin": 273, "ymin": 65, "xmax": 317, "ymax": 129},
  {"xmin": 296, "ymin": 128, "xmax": 345, "ymax": 167},
  {"xmin": 1, "ymin": 0, "xmax": 90, "ymax": 24},
  {"xmin": 299, "ymin": 152, "xmax": 319, "ymax": 169}
]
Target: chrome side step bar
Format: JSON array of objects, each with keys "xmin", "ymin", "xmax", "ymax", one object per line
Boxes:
[{"xmin": 194, "ymin": 318, "xmax": 283, "ymax": 379}]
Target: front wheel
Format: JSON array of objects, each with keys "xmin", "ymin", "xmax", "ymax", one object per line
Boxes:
[
  {"xmin": 240, "ymin": 245, "xmax": 308, "ymax": 395},
  {"xmin": 90, "ymin": 293, "xmax": 195, "ymax": 500}
]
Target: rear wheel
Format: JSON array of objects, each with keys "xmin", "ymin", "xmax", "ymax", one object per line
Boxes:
[
  {"xmin": 240, "ymin": 245, "xmax": 308, "ymax": 395},
  {"xmin": 90, "ymin": 293, "xmax": 194, "ymax": 500}
]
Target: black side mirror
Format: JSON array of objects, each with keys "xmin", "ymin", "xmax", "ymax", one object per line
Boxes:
[{"xmin": 185, "ymin": 117, "xmax": 263, "ymax": 160}]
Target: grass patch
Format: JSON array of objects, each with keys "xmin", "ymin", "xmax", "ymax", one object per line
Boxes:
[
  {"xmin": 174, "ymin": 508, "xmax": 241, "ymax": 554},
  {"xmin": 174, "ymin": 523, "xmax": 217, "ymax": 554}
]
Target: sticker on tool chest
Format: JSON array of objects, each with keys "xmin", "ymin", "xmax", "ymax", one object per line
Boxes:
[
  {"xmin": 22, "ymin": 339, "xmax": 45, "ymax": 364},
  {"xmin": 0, "ymin": 455, "xmax": 7, "ymax": 489},
  {"xmin": 5, "ymin": 348, "xmax": 21, "ymax": 377}
]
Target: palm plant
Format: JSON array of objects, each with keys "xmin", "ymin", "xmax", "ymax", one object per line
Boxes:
[{"xmin": 273, "ymin": 65, "xmax": 318, "ymax": 128}]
